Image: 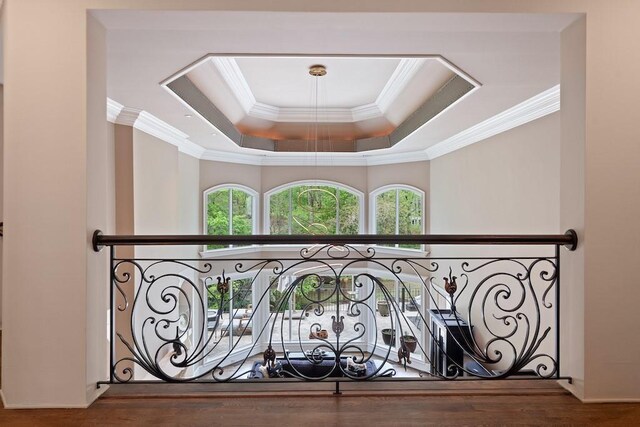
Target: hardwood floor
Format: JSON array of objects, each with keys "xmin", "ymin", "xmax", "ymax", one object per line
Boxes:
[{"xmin": 1, "ymin": 388, "xmax": 640, "ymax": 426}]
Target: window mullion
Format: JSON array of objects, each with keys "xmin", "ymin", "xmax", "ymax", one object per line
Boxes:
[
  {"xmin": 228, "ymin": 189, "xmax": 233, "ymax": 236},
  {"xmin": 288, "ymin": 188, "xmax": 292, "ymax": 235},
  {"xmin": 336, "ymin": 188, "xmax": 340, "ymax": 234}
]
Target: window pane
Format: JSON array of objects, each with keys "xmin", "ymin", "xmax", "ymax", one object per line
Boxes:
[
  {"xmin": 398, "ymin": 189, "xmax": 422, "ymax": 249},
  {"xmin": 205, "ymin": 281, "xmax": 230, "ymax": 360},
  {"xmin": 338, "ymin": 190, "xmax": 359, "ymax": 234},
  {"xmin": 269, "ymin": 184, "xmax": 360, "ymax": 235},
  {"xmin": 206, "ymin": 189, "xmax": 229, "ymax": 249},
  {"xmin": 269, "ymin": 189, "xmax": 290, "ymax": 235},
  {"xmin": 291, "ymin": 185, "xmax": 312, "ymax": 234},
  {"xmin": 231, "ymin": 190, "xmax": 252, "ymax": 237},
  {"xmin": 376, "ymin": 190, "xmax": 397, "ymax": 235},
  {"xmin": 231, "ymin": 279, "xmax": 253, "ymax": 348},
  {"xmin": 304, "ymin": 185, "xmax": 337, "ymax": 235}
]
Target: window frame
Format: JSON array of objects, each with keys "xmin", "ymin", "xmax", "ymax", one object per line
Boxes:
[
  {"xmin": 264, "ymin": 180, "xmax": 365, "ymax": 235},
  {"xmin": 202, "ymin": 184, "xmax": 259, "ymax": 251},
  {"xmin": 369, "ymin": 184, "xmax": 426, "ymax": 247}
]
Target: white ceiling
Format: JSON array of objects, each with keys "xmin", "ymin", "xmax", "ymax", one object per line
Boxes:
[
  {"xmin": 236, "ymin": 57, "xmax": 400, "ymax": 109},
  {"xmin": 96, "ymin": 10, "xmax": 579, "ymax": 160},
  {"xmin": 183, "ymin": 55, "xmax": 458, "ymax": 142}
]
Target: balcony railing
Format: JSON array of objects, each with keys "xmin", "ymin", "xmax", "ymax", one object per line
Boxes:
[{"xmin": 93, "ymin": 230, "xmax": 577, "ymax": 391}]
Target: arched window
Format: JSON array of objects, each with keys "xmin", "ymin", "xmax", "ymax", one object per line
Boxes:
[
  {"xmin": 265, "ymin": 181, "xmax": 363, "ymax": 235},
  {"xmin": 370, "ymin": 185, "xmax": 425, "ymax": 249},
  {"xmin": 203, "ymin": 185, "xmax": 258, "ymax": 249}
]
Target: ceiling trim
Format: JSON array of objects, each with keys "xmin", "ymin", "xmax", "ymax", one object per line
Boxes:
[
  {"xmin": 107, "ymin": 98, "xmax": 206, "ymax": 158},
  {"xmin": 425, "ymin": 84, "xmax": 560, "ymax": 160},
  {"xmin": 210, "ymin": 57, "xmax": 256, "ymax": 113},
  {"xmin": 375, "ymin": 58, "xmax": 426, "ymax": 113},
  {"xmin": 200, "ymin": 150, "xmax": 429, "ymax": 167},
  {"xmin": 197, "ymin": 55, "xmax": 447, "ymax": 123},
  {"xmin": 107, "ymin": 84, "xmax": 558, "ymax": 166},
  {"xmin": 107, "ymin": 98, "xmax": 124, "ymax": 123}
]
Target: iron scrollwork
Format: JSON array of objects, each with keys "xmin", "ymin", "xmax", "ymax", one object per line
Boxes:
[{"xmin": 105, "ymin": 243, "xmax": 560, "ymax": 385}]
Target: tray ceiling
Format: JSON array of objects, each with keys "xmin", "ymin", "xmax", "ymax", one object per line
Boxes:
[
  {"xmin": 97, "ymin": 10, "xmax": 579, "ymax": 163},
  {"xmin": 164, "ymin": 54, "xmax": 477, "ymax": 152}
]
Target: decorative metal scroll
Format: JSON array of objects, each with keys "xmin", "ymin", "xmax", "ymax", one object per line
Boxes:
[{"xmin": 106, "ymin": 244, "xmax": 560, "ymax": 384}]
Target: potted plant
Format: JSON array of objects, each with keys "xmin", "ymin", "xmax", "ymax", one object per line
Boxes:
[
  {"xmin": 381, "ymin": 328, "xmax": 396, "ymax": 346},
  {"xmin": 400, "ymin": 335, "xmax": 418, "ymax": 353},
  {"xmin": 377, "ymin": 300, "xmax": 390, "ymax": 317}
]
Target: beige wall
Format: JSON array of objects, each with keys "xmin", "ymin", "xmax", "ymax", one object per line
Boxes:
[
  {"xmin": 85, "ymin": 15, "xmax": 111, "ymax": 403},
  {"xmin": 178, "ymin": 153, "xmax": 200, "ymax": 237},
  {"xmin": 430, "ymin": 113, "xmax": 560, "ymax": 237},
  {"xmin": 2, "ymin": 1, "xmax": 108, "ymax": 407},
  {"xmin": 429, "ymin": 112, "xmax": 561, "ymax": 372},
  {"xmin": 0, "ymin": 84, "xmax": 3, "ymax": 330},
  {"xmin": 560, "ymin": 17, "xmax": 585, "ymax": 399},
  {"xmin": 133, "ymin": 129, "xmax": 179, "ymax": 236},
  {"xmin": 581, "ymin": 1, "xmax": 640, "ymax": 401}
]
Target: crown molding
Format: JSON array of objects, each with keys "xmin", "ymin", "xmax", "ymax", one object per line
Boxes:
[
  {"xmin": 107, "ymin": 97, "xmax": 206, "ymax": 158},
  {"xmin": 107, "ymin": 98, "xmax": 124, "ymax": 123},
  {"xmin": 210, "ymin": 57, "xmax": 256, "ymax": 113},
  {"xmin": 199, "ymin": 148, "xmax": 429, "ymax": 167},
  {"xmin": 114, "ymin": 106, "xmax": 142, "ymax": 127},
  {"xmin": 376, "ymin": 58, "xmax": 425, "ymax": 113},
  {"xmin": 210, "ymin": 57, "xmax": 425, "ymax": 124},
  {"xmin": 134, "ymin": 111, "xmax": 207, "ymax": 158},
  {"xmin": 200, "ymin": 149, "xmax": 264, "ymax": 165},
  {"xmin": 108, "ymin": 84, "xmax": 557, "ymax": 166},
  {"xmin": 351, "ymin": 104, "xmax": 384, "ymax": 122},
  {"xmin": 425, "ymin": 84, "xmax": 560, "ymax": 160},
  {"xmin": 364, "ymin": 150, "xmax": 430, "ymax": 166}
]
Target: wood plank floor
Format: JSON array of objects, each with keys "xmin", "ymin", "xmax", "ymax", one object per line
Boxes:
[{"xmin": 2, "ymin": 389, "xmax": 640, "ymax": 426}]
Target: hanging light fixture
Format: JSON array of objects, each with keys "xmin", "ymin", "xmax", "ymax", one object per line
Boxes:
[{"xmin": 291, "ymin": 65, "xmax": 339, "ymax": 235}]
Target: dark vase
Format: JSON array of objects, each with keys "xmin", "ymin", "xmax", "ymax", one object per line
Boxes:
[
  {"xmin": 400, "ymin": 335, "xmax": 417, "ymax": 353},
  {"xmin": 381, "ymin": 328, "xmax": 396, "ymax": 346}
]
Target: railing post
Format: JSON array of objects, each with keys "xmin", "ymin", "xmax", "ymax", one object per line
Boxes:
[
  {"xmin": 555, "ymin": 244, "xmax": 561, "ymax": 380},
  {"xmin": 109, "ymin": 245, "xmax": 115, "ymax": 384}
]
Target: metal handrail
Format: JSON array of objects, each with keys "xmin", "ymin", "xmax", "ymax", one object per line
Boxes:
[{"xmin": 93, "ymin": 229, "xmax": 577, "ymax": 251}]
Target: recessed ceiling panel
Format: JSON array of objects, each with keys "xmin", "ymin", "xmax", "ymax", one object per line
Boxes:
[
  {"xmin": 166, "ymin": 54, "xmax": 478, "ymax": 152},
  {"xmin": 235, "ymin": 57, "xmax": 400, "ymax": 108}
]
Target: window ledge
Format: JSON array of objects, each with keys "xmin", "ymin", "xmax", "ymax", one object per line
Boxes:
[{"xmin": 200, "ymin": 244, "xmax": 430, "ymax": 259}]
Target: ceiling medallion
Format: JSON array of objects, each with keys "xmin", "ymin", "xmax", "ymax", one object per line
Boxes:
[{"xmin": 308, "ymin": 64, "xmax": 327, "ymax": 77}]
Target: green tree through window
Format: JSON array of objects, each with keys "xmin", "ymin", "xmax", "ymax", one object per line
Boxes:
[
  {"xmin": 375, "ymin": 187, "xmax": 423, "ymax": 249},
  {"xmin": 268, "ymin": 184, "xmax": 360, "ymax": 235},
  {"xmin": 206, "ymin": 187, "xmax": 254, "ymax": 249}
]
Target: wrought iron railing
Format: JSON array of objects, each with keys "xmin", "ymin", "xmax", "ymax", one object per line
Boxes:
[{"xmin": 94, "ymin": 230, "xmax": 577, "ymax": 391}]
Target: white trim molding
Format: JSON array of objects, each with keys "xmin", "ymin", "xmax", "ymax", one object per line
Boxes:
[
  {"xmin": 107, "ymin": 97, "xmax": 206, "ymax": 158},
  {"xmin": 425, "ymin": 84, "xmax": 560, "ymax": 160},
  {"xmin": 107, "ymin": 98, "xmax": 124, "ymax": 123},
  {"xmin": 107, "ymin": 84, "xmax": 559, "ymax": 167},
  {"xmin": 209, "ymin": 56, "xmax": 427, "ymax": 123},
  {"xmin": 375, "ymin": 58, "xmax": 426, "ymax": 113}
]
